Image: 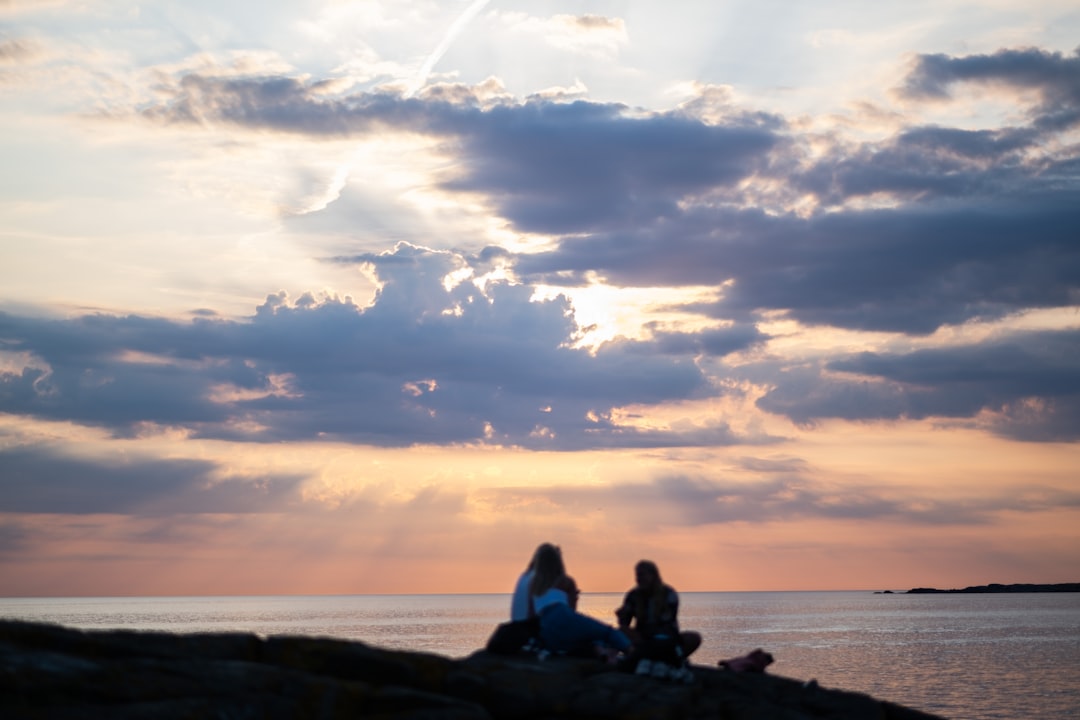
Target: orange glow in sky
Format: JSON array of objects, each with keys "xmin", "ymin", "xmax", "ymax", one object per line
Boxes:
[{"xmin": 1, "ymin": 1, "xmax": 1078, "ymax": 597}]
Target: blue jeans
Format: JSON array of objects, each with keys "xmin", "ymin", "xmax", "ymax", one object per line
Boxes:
[{"xmin": 538, "ymin": 604, "xmax": 631, "ymax": 655}]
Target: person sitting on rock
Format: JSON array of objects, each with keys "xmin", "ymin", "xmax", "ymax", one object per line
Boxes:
[
  {"xmin": 615, "ymin": 560, "xmax": 701, "ymax": 673},
  {"xmin": 530, "ymin": 544, "xmax": 632, "ymax": 662},
  {"xmin": 511, "ymin": 543, "xmax": 556, "ymax": 621}
]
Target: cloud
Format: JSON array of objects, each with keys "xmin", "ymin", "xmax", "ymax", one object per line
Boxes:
[
  {"xmin": 756, "ymin": 328, "xmax": 1080, "ymax": 441},
  {"xmin": 793, "ymin": 125, "xmax": 1044, "ymax": 206},
  {"xmin": 616, "ymin": 324, "xmax": 770, "ymax": 358},
  {"xmin": 134, "ymin": 46, "xmax": 1075, "ymax": 242},
  {"xmin": 0, "ymin": 520, "xmax": 29, "ymax": 557},
  {"xmin": 541, "ymin": 14, "xmax": 628, "ymax": 59},
  {"xmin": 10, "ymin": 44, "xmax": 1077, "ymax": 448},
  {"xmin": 515, "ymin": 194, "xmax": 1080, "ymax": 334},
  {"xmin": 407, "ymin": 0, "xmax": 491, "ymax": 98},
  {"xmin": 0, "ymin": 37, "xmax": 38, "ymax": 63},
  {"xmin": 0, "ymin": 244, "xmax": 759, "ymax": 450},
  {"xmin": 441, "ymin": 101, "xmax": 782, "ymax": 234},
  {"xmin": 734, "ymin": 455, "xmax": 810, "ymax": 474},
  {"xmin": 139, "ymin": 73, "xmax": 782, "ymax": 234},
  {"xmin": 485, "ymin": 470, "xmax": 1080, "ymax": 530},
  {"xmin": 131, "ymin": 49, "xmax": 1074, "ymax": 338},
  {"xmin": 0, "ymin": 444, "xmax": 305, "ymax": 514},
  {"xmin": 898, "ymin": 47, "xmax": 1080, "ymax": 131}
]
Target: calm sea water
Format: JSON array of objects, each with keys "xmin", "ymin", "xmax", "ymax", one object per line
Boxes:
[{"xmin": 2, "ymin": 591, "xmax": 1077, "ymax": 720}]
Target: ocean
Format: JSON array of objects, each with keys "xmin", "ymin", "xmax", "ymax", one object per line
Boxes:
[{"xmin": 2, "ymin": 591, "xmax": 1077, "ymax": 720}]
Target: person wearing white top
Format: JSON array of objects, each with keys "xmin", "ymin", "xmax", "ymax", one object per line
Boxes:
[
  {"xmin": 511, "ymin": 568, "xmax": 535, "ymax": 621},
  {"xmin": 529, "ymin": 545, "xmax": 631, "ymax": 659},
  {"xmin": 510, "ymin": 543, "xmax": 555, "ymax": 621}
]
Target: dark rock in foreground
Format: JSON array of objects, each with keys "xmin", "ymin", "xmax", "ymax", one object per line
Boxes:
[
  {"xmin": 0, "ymin": 619, "xmax": 942, "ymax": 719},
  {"xmin": 907, "ymin": 582, "xmax": 1080, "ymax": 594}
]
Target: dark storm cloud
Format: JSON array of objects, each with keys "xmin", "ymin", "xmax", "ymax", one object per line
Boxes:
[
  {"xmin": 0, "ymin": 244, "xmax": 762, "ymax": 450},
  {"xmin": 0, "ymin": 445, "xmax": 305, "ymax": 514},
  {"xmin": 756, "ymin": 328, "xmax": 1080, "ymax": 442},
  {"xmin": 488, "ymin": 471, "xmax": 1080, "ymax": 529}
]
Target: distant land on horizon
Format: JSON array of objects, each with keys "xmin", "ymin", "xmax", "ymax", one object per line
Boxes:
[{"xmin": 901, "ymin": 582, "xmax": 1080, "ymax": 594}]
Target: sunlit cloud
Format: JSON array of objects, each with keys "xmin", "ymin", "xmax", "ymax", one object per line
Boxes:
[
  {"xmin": 1, "ymin": 1, "xmax": 1077, "ymax": 595},
  {"xmin": 498, "ymin": 12, "xmax": 628, "ymax": 61}
]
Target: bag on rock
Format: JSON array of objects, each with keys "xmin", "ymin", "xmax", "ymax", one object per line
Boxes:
[
  {"xmin": 485, "ymin": 616, "xmax": 541, "ymax": 655},
  {"xmin": 718, "ymin": 648, "xmax": 774, "ymax": 673}
]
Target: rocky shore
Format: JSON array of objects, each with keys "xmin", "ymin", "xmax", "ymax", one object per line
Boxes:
[{"xmin": 0, "ymin": 619, "xmax": 942, "ymax": 719}]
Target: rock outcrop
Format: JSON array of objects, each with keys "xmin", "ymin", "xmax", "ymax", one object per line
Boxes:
[
  {"xmin": 907, "ymin": 582, "xmax": 1080, "ymax": 593},
  {"xmin": 0, "ymin": 619, "xmax": 943, "ymax": 719}
]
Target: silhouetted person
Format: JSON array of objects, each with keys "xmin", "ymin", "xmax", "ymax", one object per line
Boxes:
[
  {"xmin": 531, "ymin": 544, "xmax": 630, "ymax": 661},
  {"xmin": 615, "ymin": 560, "xmax": 701, "ymax": 663},
  {"xmin": 510, "ymin": 543, "xmax": 557, "ymax": 621}
]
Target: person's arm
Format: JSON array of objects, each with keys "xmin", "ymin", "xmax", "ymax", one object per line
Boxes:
[
  {"xmin": 614, "ymin": 590, "xmax": 634, "ymax": 630},
  {"xmin": 663, "ymin": 587, "xmax": 680, "ymax": 631}
]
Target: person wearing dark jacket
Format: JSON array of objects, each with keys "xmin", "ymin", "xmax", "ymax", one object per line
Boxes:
[{"xmin": 615, "ymin": 560, "xmax": 701, "ymax": 667}]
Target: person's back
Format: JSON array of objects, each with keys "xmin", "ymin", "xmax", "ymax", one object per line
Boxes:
[
  {"xmin": 510, "ymin": 569, "xmax": 533, "ymax": 620},
  {"xmin": 532, "ymin": 582, "xmax": 569, "ymax": 614},
  {"xmin": 511, "ymin": 543, "xmax": 560, "ymax": 621}
]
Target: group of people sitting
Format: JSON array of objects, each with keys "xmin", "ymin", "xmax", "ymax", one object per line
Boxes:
[{"xmin": 505, "ymin": 543, "xmax": 702, "ymax": 680}]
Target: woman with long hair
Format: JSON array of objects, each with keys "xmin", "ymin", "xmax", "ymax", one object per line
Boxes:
[
  {"xmin": 510, "ymin": 542, "xmax": 558, "ymax": 620},
  {"xmin": 530, "ymin": 545, "xmax": 630, "ymax": 660}
]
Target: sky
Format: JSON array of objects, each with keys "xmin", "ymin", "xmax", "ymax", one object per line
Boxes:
[{"xmin": 1, "ymin": 0, "xmax": 1079, "ymax": 597}]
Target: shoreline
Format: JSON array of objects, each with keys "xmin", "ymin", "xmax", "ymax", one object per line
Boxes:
[
  {"xmin": 903, "ymin": 582, "xmax": 1080, "ymax": 594},
  {"xmin": 0, "ymin": 619, "xmax": 944, "ymax": 719}
]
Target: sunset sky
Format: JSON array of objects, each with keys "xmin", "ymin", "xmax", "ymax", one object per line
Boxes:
[{"xmin": 1, "ymin": 0, "xmax": 1078, "ymax": 597}]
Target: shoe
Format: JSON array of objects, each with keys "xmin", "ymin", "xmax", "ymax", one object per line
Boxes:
[
  {"xmin": 651, "ymin": 662, "xmax": 670, "ymax": 679},
  {"xmin": 635, "ymin": 659, "xmax": 653, "ymax": 675}
]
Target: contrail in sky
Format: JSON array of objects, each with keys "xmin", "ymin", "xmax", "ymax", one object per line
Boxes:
[
  {"xmin": 406, "ymin": 0, "xmax": 492, "ymax": 97},
  {"xmin": 308, "ymin": 1, "xmax": 493, "ymax": 214}
]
